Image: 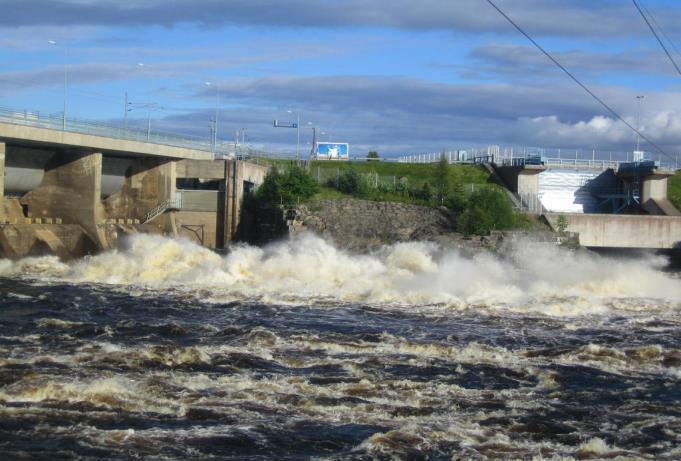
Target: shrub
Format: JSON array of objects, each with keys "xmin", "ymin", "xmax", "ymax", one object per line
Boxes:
[
  {"xmin": 411, "ymin": 182, "xmax": 433, "ymax": 202},
  {"xmin": 457, "ymin": 187, "xmax": 515, "ymax": 235},
  {"xmin": 336, "ymin": 168, "xmax": 369, "ymax": 196},
  {"xmin": 256, "ymin": 164, "xmax": 319, "ymax": 205},
  {"xmin": 446, "ymin": 183, "xmax": 467, "ymax": 213}
]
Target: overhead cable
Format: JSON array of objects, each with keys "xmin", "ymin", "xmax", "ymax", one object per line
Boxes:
[
  {"xmin": 485, "ymin": 0, "xmax": 673, "ymax": 161},
  {"xmin": 632, "ymin": 0, "xmax": 681, "ymax": 77}
]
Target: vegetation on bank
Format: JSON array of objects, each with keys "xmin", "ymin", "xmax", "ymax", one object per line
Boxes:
[
  {"xmin": 255, "ymin": 164, "xmax": 319, "ymax": 205},
  {"xmin": 669, "ymin": 171, "xmax": 681, "ymax": 211},
  {"xmin": 253, "ymin": 157, "xmax": 534, "ymax": 235}
]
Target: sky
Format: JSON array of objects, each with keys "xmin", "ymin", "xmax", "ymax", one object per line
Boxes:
[{"xmin": 2, "ymin": 0, "xmax": 681, "ymax": 160}]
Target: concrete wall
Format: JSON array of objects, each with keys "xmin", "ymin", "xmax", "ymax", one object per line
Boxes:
[
  {"xmin": 0, "ymin": 142, "xmax": 4, "ymax": 219},
  {"xmin": 103, "ymin": 158, "xmax": 176, "ymax": 224},
  {"xmin": 640, "ymin": 174, "xmax": 681, "ymax": 216},
  {"xmin": 176, "ymin": 159, "xmax": 226, "ymax": 179},
  {"xmin": 0, "ymin": 154, "xmax": 268, "ymax": 257},
  {"xmin": 22, "ymin": 151, "xmax": 106, "ymax": 247},
  {"xmin": 174, "ymin": 211, "xmax": 219, "ymax": 248},
  {"xmin": 494, "ymin": 164, "xmax": 545, "ymax": 195},
  {"xmin": 3, "ymin": 146, "xmax": 52, "ymax": 194},
  {"xmin": 220, "ymin": 160, "xmax": 269, "ymax": 246},
  {"xmin": 545, "ymin": 213, "xmax": 681, "ymax": 249},
  {"xmin": 177, "ymin": 190, "xmax": 219, "ymax": 212}
]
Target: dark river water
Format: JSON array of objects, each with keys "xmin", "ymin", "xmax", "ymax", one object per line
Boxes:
[{"xmin": 1, "ymin": 234, "xmax": 680, "ymax": 460}]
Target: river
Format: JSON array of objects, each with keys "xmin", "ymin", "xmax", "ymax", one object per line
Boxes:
[{"xmin": 0, "ymin": 234, "xmax": 680, "ymax": 460}]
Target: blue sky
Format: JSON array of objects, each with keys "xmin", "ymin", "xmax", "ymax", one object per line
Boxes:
[{"xmin": 2, "ymin": 0, "xmax": 681, "ymax": 158}]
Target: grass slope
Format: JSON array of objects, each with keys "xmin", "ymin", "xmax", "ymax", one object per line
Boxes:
[{"xmin": 669, "ymin": 171, "xmax": 681, "ymax": 211}]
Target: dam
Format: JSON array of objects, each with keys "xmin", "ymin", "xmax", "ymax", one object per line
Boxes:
[
  {"xmin": 491, "ymin": 155, "xmax": 681, "ymax": 249},
  {"xmin": 0, "ymin": 110, "xmax": 268, "ymax": 259}
]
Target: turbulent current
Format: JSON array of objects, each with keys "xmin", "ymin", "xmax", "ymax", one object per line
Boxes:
[{"xmin": 1, "ymin": 234, "xmax": 680, "ymax": 460}]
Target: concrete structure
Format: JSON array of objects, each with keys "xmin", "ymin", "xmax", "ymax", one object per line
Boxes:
[
  {"xmin": 493, "ymin": 164, "xmax": 546, "ymax": 213},
  {"xmin": 0, "ymin": 126, "xmax": 268, "ymax": 258},
  {"xmin": 0, "ymin": 120, "xmax": 213, "ymax": 161},
  {"xmin": 545, "ymin": 213, "xmax": 681, "ymax": 249},
  {"xmin": 639, "ymin": 171, "xmax": 680, "ymax": 216},
  {"xmin": 173, "ymin": 159, "xmax": 268, "ymax": 248},
  {"xmin": 494, "ymin": 160, "xmax": 681, "ymax": 250}
]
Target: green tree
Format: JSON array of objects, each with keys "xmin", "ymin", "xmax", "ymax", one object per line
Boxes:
[
  {"xmin": 256, "ymin": 164, "xmax": 319, "ymax": 205},
  {"xmin": 412, "ymin": 181, "xmax": 433, "ymax": 202},
  {"xmin": 367, "ymin": 151, "xmax": 380, "ymax": 160},
  {"xmin": 556, "ymin": 215, "xmax": 568, "ymax": 234},
  {"xmin": 433, "ymin": 153, "xmax": 450, "ymax": 203},
  {"xmin": 457, "ymin": 188, "xmax": 515, "ymax": 235},
  {"xmin": 458, "ymin": 205, "xmax": 494, "ymax": 236},
  {"xmin": 446, "ymin": 182, "xmax": 467, "ymax": 213}
]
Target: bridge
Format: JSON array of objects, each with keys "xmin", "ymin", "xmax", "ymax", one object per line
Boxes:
[
  {"xmin": 0, "ymin": 105, "xmax": 221, "ymax": 160},
  {"xmin": 0, "ymin": 105, "xmax": 270, "ymax": 259}
]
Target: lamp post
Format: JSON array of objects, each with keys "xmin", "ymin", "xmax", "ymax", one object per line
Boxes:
[
  {"xmin": 127, "ymin": 101, "xmax": 158, "ymax": 141},
  {"xmin": 635, "ymin": 95, "xmax": 645, "ymax": 154},
  {"xmin": 48, "ymin": 40, "xmax": 67, "ymax": 130},
  {"xmin": 287, "ymin": 109, "xmax": 300, "ymax": 160},
  {"xmin": 205, "ymin": 82, "xmax": 220, "ymax": 153},
  {"xmin": 307, "ymin": 122, "xmax": 317, "ymax": 160}
]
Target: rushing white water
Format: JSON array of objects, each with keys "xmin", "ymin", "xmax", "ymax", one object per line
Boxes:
[
  {"xmin": 2, "ymin": 234, "xmax": 681, "ymax": 459},
  {"xmin": 1, "ymin": 233, "xmax": 679, "ymax": 315}
]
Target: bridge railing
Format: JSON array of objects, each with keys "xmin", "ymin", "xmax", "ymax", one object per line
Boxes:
[
  {"xmin": 0, "ymin": 105, "xmax": 230, "ymax": 155},
  {"xmin": 541, "ymin": 158, "xmax": 622, "ymax": 170}
]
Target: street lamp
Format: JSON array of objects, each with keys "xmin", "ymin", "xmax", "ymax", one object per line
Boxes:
[
  {"xmin": 127, "ymin": 101, "xmax": 158, "ymax": 141},
  {"xmin": 635, "ymin": 95, "xmax": 645, "ymax": 155},
  {"xmin": 48, "ymin": 40, "xmax": 68, "ymax": 130},
  {"xmin": 124, "ymin": 63, "xmax": 146, "ymax": 130},
  {"xmin": 287, "ymin": 109, "xmax": 300, "ymax": 160},
  {"xmin": 205, "ymin": 81, "xmax": 220, "ymax": 153}
]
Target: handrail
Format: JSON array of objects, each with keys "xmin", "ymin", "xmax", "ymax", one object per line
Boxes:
[
  {"xmin": 143, "ymin": 200, "xmax": 179, "ymax": 224},
  {"xmin": 0, "ymin": 104, "xmax": 232, "ymax": 155}
]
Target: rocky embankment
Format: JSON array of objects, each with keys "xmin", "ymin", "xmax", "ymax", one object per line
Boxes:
[{"xmin": 244, "ymin": 198, "xmax": 573, "ymax": 252}]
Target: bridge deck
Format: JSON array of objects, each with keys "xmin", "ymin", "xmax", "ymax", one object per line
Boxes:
[{"xmin": 0, "ymin": 120, "xmax": 214, "ymax": 160}]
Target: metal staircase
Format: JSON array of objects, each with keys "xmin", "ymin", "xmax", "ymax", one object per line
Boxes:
[{"xmin": 143, "ymin": 200, "xmax": 179, "ymax": 224}]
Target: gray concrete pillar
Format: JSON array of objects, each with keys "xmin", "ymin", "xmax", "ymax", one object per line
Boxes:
[
  {"xmin": 218, "ymin": 160, "xmax": 236, "ymax": 248},
  {"xmin": 215, "ymin": 160, "xmax": 228, "ymax": 249},
  {"xmin": 106, "ymin": 158, "xmax": 177, "ymax": 223},
  {"xmin": 0, "ymin": 142, "xmax": 5, "ymax": 219},
  {"xmin": 23, "ymin": 150, "xmax": 105, "ymax": 245},
  {"xmin": 641, "ymin": 173, "xmax": 680, "ymax": 215}
]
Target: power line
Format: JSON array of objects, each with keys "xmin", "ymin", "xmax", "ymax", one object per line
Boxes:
[
  {"xmin": 632, "ymin": 0, "xmax": 681, "ymax": 77},
  {"xmin": 484, "ymin": 0, "xmax": 673, "ymax": 161},
  {"xmin": 639, "ymin": 0, "xmax": 681, "ymax": 63}
]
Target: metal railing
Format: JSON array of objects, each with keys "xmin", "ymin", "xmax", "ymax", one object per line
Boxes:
[
  {"xmin": 541, "ymin": 158, "xmax": 622, "ymax": 170},
  {"xmin": 143, "ymin": 199, "xmax": 179, "ymax": 224},
  {"xmin": 0, "ymin": 104, "xmax": 235, "ymax": 155}
]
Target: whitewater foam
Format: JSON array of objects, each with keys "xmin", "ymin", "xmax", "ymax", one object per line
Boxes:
[{"xmin": 1, "ymin": 233, "xmax": 679, "ymax": 315}]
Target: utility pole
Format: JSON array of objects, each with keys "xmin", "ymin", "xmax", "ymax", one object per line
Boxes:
[
  {"xmin": 48, "ymin": 40, "xmax": 68, "ymax": 130},
  {"xmin": 636, "ymin": 95, "xmax": 645, "ymax": 156},
  {"xmin": 287, "ymin": 110, "xmax": 300, "ymax": 160},
  {"xmin": 205, "ymin": 82, "xmax": 219, "ymax": 153}
]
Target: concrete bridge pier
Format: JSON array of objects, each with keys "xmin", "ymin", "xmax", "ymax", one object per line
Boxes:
[
  {"xmin": 641, "ymin": 172, "xmax": 680, "ymax": 216},
  {"xmin": 0, "ymin": 142, "xmax": 5, "ymax": 220},
  {"xmin": 493, "ymin": 163, "xmax": 546, "ymax": 211},
  {"xmin": 22, "ymin": 150, "xmax": 107, "ymax": 249},
  {"xmin": 117, "ymin": 158, "xmax": 176, "ymax": 222}
]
